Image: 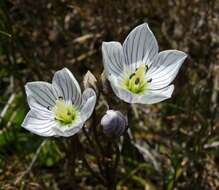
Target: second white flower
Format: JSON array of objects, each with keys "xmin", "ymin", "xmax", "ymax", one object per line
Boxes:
[{"xmin": 102, "ymin": 23, "xmax": 187, "ymax": 104}]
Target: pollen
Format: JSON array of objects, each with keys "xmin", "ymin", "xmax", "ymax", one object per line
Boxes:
[{"xmin": 52, "ymin": 99, "xmax": 77, "ymax": 126}]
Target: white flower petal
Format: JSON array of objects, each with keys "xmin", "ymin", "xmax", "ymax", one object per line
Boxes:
[
  {"xmin": 102, "ymin": 42, "xmax": 124, "ymax": 77},
  {"xmin": 25, "ymin": 82, "xmax": 57, "ymax": 109},
  {"xmin": 109, "ymin": 76, "xmax": 135, "ymax": 103},
  {"xmin": 22, "ymin": 109, "xmax": 56, "ymax": 137},
  {"xmin": 137, "ymin": 85, "xmax": 174, "ymax": 104},
  {"xmin": 52, "ymin": 120, "xmax": 84, "ymax": 137},
  {"xmin": 109, "ymin": 75, "xmax": 174, "ymax": 104},
  {"xmin": 111, "ymin": 85, "xmax": 135, "ymax": 103},
  {"xmin": 148, "ymin": 50, "xmax": 187, "ymax": 89},
  {"xmin": 52, "ymin": 68, "xmax": 82, "ymax": 106},
  {"xmin": 80, "ymin": 88, "xmax": 97, "ymax": 122},
  {"xmin": 123, "ymin": 23, "xmax": 158, "ymax": 71}
]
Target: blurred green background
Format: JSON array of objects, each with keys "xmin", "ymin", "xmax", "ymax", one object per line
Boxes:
[{"xmin": 0, "ymin": 0, "xmax": 219, "ymax": 189}]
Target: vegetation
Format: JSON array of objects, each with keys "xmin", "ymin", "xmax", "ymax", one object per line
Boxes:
[{"xmin": 0, "ymin": 0, "xmax": 219, "ymax": 189}]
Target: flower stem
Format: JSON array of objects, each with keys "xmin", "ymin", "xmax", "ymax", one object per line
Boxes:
[{"xmin": 77, "ymin": 137, "xmax": 106, "ymax": 184}]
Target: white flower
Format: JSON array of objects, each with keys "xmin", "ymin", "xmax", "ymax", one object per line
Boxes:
[
  {"xmin": 22, "ymin": 68, "xmax": 96, "ymax": 137},
  {"xmin": 102, "ymin": 23, "xmax": 187, "ymax": 104}
]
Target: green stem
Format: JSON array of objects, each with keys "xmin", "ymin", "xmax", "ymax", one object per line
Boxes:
[
  {"xmin": 77, "ymin": 137, "xmax": 105, "ymax": 184},
  {"xmin": 82, "ymin": 127, "xmax": 105, "ymax": 176}
]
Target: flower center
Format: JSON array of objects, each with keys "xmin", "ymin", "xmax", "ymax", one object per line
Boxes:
[
  {"xmin": 52, "ymin": 98, "xmax": 77, "ymax": 126},
  {"xmin": 123, "ymin": 64, "xmax": 151, "ymax": 94}
]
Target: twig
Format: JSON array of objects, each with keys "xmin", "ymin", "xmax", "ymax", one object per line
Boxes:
[
  {"xmin": 73, "ymin": 33, "xmax": 101, "ymax": 44},
  {"xmin": 210, "ymin": 65, "xmax": 219, "ymax": 114},
  {"xmin": 0, "ymin": 111, "xmax": 17, "ymax": 135},
  {"xmin": 0, "ymin": 93, "xmax": 15, "ymax": 122},
  {"xmin": 133, "ymin": 142, "xmax": 161, "ymax": 173},
  {"xmin": 204, "ymin": 141, "xmax": 219, "ymax": 149},
  {"xmin": 14, "ymin": 140, "xmax": 47, "ymax": 185},
  {"xmin": 0, "ymin": 30, "xmax": 12, "ymax": 37},
  {"xmin": 82, "ymin": 156, "xmax": 105, "ymax": 184},
  {"xmin": 68, "ymin": 50, "xmax": 97, "ymax": 64}
]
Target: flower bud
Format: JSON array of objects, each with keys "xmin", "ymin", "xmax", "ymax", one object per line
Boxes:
[
  {"xmin": 101, "ymin": 71, "xmax": 111, "ymax": 94},
  {"xmin": 83, "ymin": 70, "xmax": 98, "ymax": 93},
  {"xmin": 101, "ymin": 110, "xmax": 127, "ymax": 137}
]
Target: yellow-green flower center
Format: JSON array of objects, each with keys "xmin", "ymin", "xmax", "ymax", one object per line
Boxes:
[
  {"xmin": 52, "ymin": 99, "xmax": 77, "ymax": 126},
  {"xmin": 122, "ymin": 64, "xmax": 149, "ymax": 94}
]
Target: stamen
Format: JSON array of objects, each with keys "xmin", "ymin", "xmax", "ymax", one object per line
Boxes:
[
  {"xmin": 47, "ymin": 106, "xmax": 50, "ymax": 110},
  {"xmin": 135, "ymin": 78, "xmax": 140, "ymax": 85},
  {"xmin": 129, "ymin": 73, "xmax": 135, "ymax": 79},
  {"xmin": 52, "ymin": 99, "xmax": 77, "ymax": 126},
  {"xmin": 123, "ymin": 63, "xmax": 148, "ymax": 94},
  {"xmin": 58, "ymin": 96, "xmax": 63, "ymax": 100},
  {"xmin": 147, "ymin": 78, "xmax": 152, "ymax": 83},
  {"xmin": 145, "ymin": 65, "xmax": 149, "ymax": 72}
]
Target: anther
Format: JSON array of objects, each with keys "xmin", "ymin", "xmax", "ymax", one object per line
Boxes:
[
  {"xmin": 135, "ymin": 78, "xmax": 140, "ymax": 85},
  {"xmin": 145, "ymin": 65, "xmax": 149, "ymax": 72},
  {"xmin": 47, "ymin": 106, "xmax": 50, "ymax": 110},
  {"xmin": 147, "ymin": 78, "xmax": 152, "ymax": 83},
  {"xmin": 129, "ymin": 73, "xmax": 135, "ymax": 79},
  {"xmin": 58, "ymin": 96, "xmax": 63, "ymax": 100}
]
